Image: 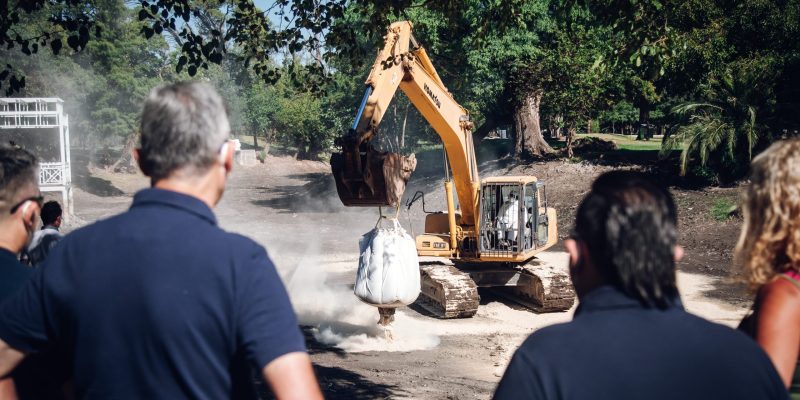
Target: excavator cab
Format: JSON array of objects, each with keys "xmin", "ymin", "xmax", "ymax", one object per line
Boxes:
[{"xmin": 479, "ymin": 178, "xmax": 555, "ymax": 259}]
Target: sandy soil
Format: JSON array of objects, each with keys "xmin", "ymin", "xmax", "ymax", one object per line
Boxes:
[{"xmin": 68, "ymin": 151, "xmax": 753, "ymax": 400}]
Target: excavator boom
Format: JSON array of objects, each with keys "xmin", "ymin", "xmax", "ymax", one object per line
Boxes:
[{"xmin": 332, "ymin": 21, "xmax": 480, "ymax": 227}]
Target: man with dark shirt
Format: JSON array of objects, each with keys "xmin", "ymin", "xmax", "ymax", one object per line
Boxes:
[
  {"xmin": 494, "ymin": 171, "xmax": 787, "ymax": 400},
  {"xmin": 0, "ymin": 82, "xmax": 322, "ymax": 399},
  {"xmin": 0, "ymin": 146, "xmax": 40, "ymax": 302},
  {"xmin": 24, "ymin": 200, "xmax": 63, "ymax": 266},
  {"xmin": 0, "ymin": 145, "xmax": 41, "ymax": 398}
]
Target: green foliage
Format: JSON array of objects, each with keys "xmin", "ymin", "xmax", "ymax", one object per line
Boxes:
[
  {"xmin": 3, "ymin": 0, "xmax": 798, "ymax": 171},
  {"xmin": 662, "ymin": 59, "xmax": 778, "ymax": 180},
  {"xmin": 3, "ymin": 0, "xmax": 170, "ymax": 150},
  {"xmin": 0, "ymin": 0, "xmax": 100, "ymax": 94},
  {"xmin": 601, "ymin": 101, "xmax": 637, "ymax": 126},
  {"xmin": 80, "ymin": 1, "xmax": 170, "ymax": 143}
]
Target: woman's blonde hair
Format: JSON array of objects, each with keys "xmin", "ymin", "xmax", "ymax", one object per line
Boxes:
[{"xmin": 735, "ymin": 138, "xmax": 800, "ymax": 287}]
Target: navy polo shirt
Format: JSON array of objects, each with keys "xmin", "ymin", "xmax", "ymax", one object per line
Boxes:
[
  {"xmin": 494, "ymin": 286, "xmax": 788, "ymax": 400},
  {"xmin": 0, "ymin": 248, "xmax": 31, "ymax": 304},
  {"xmin": 0, "ymin": 188, "xmax": 306, "ymax": 400}
]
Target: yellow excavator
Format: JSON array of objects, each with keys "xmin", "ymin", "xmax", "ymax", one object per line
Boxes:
[{"xmin": 332, "ymin": 21, "xmax": 575, "ymax": 318}]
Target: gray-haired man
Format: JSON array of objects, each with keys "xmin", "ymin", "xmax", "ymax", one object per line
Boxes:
[{"xmin": 0, "ymin": 82, "xmax": 322, "ymax": 399}]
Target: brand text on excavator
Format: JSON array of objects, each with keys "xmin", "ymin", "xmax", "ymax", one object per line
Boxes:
[{"xmin": 424, "ymin": 83, "xmax": 441, "ymax": 109}]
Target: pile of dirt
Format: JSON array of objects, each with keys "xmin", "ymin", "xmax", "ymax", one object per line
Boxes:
[{"xmin": 572, "ymin": 136, "xmax": 618, "ymax": 153}]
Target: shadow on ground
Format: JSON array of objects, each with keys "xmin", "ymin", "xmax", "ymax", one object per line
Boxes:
[
  {"xmin": 70, "ymin": 149, "xmax": 124, "ymax": 197},
  {"xmin": 251, "ymin": 172, "xmax": 342, "ymax": 213},
  {"xmin": 256, "ymin": 326, "xmax": 404, "ymax": 399}
]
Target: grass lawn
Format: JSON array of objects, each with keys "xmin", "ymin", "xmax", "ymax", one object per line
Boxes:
[{"xmin": 582, "ymin": 133, "xmax": 666, "ymax": 151}]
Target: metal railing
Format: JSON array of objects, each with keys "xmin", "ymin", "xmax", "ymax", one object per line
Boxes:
[{"xmin": 39, "ymin": 163, "xmax": 65, "ymax": 186}]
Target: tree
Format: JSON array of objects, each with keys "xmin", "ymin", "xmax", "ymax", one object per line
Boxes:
[
  {"xmin": 576, "ymin": 0, "xmax": 692, "ymax": 141},
  {"xmin": 663, "ymin": 59, "xmax": 778, "ymax": 181},
  {"xmin": 498, "ymin": 3, "xmax": 614, "ymax": 158},
  {"xmin": 455, "ymin": 0, "xmax": 556, "ymax": 158},
  {"xmin": 243, "ymin": 81, "xmax": 279, "ymax": 150},
  {"xmin": 600, "ymin": 101, "xmax": 637, "ymax": 134},
  {"xmin": 2, "ymin": 0, "xmax": 171, "ymax": 169}
]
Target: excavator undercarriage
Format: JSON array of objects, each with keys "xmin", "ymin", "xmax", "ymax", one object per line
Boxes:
[{"xmin": 415, "ymin": 258, "xmax": 574, "ymax": 319}]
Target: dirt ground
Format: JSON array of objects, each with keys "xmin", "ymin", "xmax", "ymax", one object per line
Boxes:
[{"xmin": 68, "ymin": 146, "xmax": 752, "ymax": 400}]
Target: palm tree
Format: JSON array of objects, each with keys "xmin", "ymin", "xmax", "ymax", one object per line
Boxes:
[{"xmin": 662, "ymin": 62, "xmax": 775, "ymax": 180}]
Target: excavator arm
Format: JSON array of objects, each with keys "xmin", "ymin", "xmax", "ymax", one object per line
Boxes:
[{"xmin": 332, "ymin": 21, "xmax": 481, "ymax": 229}]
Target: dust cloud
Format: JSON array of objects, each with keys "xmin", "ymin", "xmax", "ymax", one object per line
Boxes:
[{"xmin": 273, "ymin": 238, "xmax": 441, "ymax": 353}]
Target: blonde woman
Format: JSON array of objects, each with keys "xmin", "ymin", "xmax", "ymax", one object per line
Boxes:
[{"xmin": 737, "ymin": 138, "xmax": 800, "ymax": 396}]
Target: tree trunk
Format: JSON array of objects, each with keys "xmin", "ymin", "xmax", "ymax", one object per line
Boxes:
[
  {"xmin": 513, "ymin": 91, "xmax": 553, "ymax": 158},
  {"xmin": 252, "ymin": 121, "xmax": 258, "ymax": 150},
  {"xmin": 554, "ymin": 115, "xmax": 563, "ymax": 139},
  {"xmin": 565, "ymin": 125, "xmax": 577, "ymax": 158},
  {"xmin": 112, "ymin": 133, "xmax": 139, "ymax": 173},
  {"xmin": 612, "ymin": 121, "xmax": 615, "ymax": 134},
  {"xmin": 400, "ymin": 103, "xmax": 409, "ymax": 149},
  {"xmin": 637, "ymin": 103, "xmax": 650, "ymax": 140},
  {"xmin": 587, "ymin": 119, "xmax": 592, "ymax": 134}
]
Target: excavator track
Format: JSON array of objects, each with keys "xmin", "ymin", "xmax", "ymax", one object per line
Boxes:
[
  {"xmin": 417, "ymin": 264, "xmax": 480, "ymax": 319},
  {"xmin": 501, "ymin": 261, "xmax": 575, "ymax": 312}
]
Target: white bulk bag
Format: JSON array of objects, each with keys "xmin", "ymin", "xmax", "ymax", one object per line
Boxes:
[{"xmin": 354, "ymin": 219, "xmax": 421, "ymax": 307}]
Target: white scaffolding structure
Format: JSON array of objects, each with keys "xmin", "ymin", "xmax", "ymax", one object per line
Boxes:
[{"xmin": 0, "ymin": 98, "xmax": 73, "ymax": 216}]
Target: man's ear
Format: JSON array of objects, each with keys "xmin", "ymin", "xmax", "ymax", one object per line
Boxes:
[
  {"xmin": 19, "ymin": 201, "xmax": 38, "ymax": 229},
  {"xmin": 565, "ymin": 238, "xmax": 581, "ymax": 271},
  {"xmin": 133, "ymin": 148, "xmax": 148, "ymax": 176},
  {"xmin": 221, "ymin": 141, "xmax": 234, "ymax": 173},
  {"xmin": 673, "ymin": 245, "xmax": 684, "ymax": 263}
]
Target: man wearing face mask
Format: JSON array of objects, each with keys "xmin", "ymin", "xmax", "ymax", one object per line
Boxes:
[
  {"xmin": 0, "ymin": 145, "xmax": 61, "ymax": 399},
  {"xmin": 494, "ymin": 171, "xmax": 787, "ymax": 400},
  {"xmin": 0, "ymin": 145, "xmax": 40, "ymax": 304}
]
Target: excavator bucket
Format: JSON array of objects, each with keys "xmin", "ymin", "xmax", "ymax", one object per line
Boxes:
[{"xmin": 331, "ymin": 136, "xmax": 416, "ymax": 208}]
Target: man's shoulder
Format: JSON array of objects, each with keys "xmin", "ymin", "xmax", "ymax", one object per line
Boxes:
[
  {"xmin": 519, "ymin": 307, "xmax": 761, "ymax": 353},
  {"xmin": 223, "ymin": 232, "xmax": 269, "ymax": 257},
  {"xmin": 66, "ymin": 210, "xmax": 252, "ymax": 243},
  {"xmin": 517, "ymin": 320, "xmax": 582, "ymax": 355},
  {"xmin": 0, "ymin": 251, "xmax": 30, "ymax": 275},
  {"xmin": 677, "ymin": 310, "xmax": 767, "ymax": 352},
  {"xmin": 0, "ymin": 250, "xmax": 32, "ymax": 302}
]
